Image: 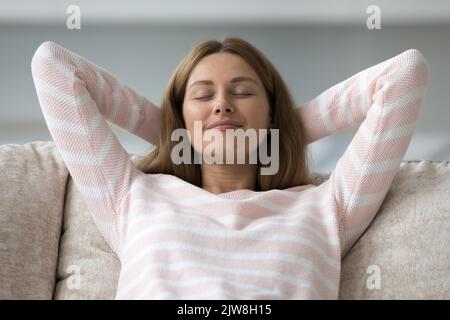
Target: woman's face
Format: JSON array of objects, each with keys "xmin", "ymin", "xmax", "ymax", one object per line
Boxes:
[{"xmin": 182, "ymin": 52, "xmax": 271, "ymax": 162}]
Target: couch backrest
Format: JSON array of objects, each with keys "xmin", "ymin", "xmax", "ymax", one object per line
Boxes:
[
  {"xmin": 0, "ymin": 141, "xmax": 68, "ymax": 299},
  {"xmin": 339, "ymin": 160, "xmax": 450, "ymax": 299}
]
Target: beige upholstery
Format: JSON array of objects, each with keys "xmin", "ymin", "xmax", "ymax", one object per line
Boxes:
[
  {"xmin": 0, "ymin": 141, "xmax": 67, "ymax": 299},
  {"xmin": 1, "ymin": 141, "xmax": 449, "ymax": 299},
  {"xmin": 339, "ymin": 161, "xmax": 450, "ymax": 299},
  {"xmin": 52, "ymin": 177, "xmax": 121, "ymax": 299}
]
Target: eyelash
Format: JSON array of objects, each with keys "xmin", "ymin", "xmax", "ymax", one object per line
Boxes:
[{"xmin": 195, "ymin": 93, "xmax": 253, "ymax": 100}]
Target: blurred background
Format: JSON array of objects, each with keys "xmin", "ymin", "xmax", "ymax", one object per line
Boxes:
[{"xmin": 0, "ymin": 0, "xmax": 449, "ymax": 174}]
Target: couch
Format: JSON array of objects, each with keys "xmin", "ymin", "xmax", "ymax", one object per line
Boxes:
[{"xmin": 1, "ymin": 140, "xmax": 449, "ymax": 299}]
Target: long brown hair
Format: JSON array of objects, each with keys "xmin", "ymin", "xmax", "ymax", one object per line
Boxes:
[{"xmin": 135, "ymin": 36, "xmax": 313, "ymax": 191}]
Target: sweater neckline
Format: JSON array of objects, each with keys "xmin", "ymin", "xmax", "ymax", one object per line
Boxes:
[
  {"xmin": 150, "ymin": 173, "xmax": 315, "ymax": 201},
  {"xmin": 216, "ymin": 188, "xmax": 256, "ymax": 200},
  {"xmin": 211, "ymin": 184, "xmax": 315, "ymax": 200}
]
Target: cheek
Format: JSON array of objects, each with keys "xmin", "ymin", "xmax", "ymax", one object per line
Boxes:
[
  {"xmin": 241, "ymin": 101, "xmax": 271, "ymax": 129},
  {"xmin": 183, "ymin": 103, "xmax": 208, "ymax": 123},
  {"xmin": 182, "ymin": 103, "xmax": 209, "ymax": 151}
]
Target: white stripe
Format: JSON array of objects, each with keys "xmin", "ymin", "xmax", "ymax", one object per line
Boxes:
[
  {"xmin": 34, "ymin": 76, "xmax": 92, "ymax": 107},
  {"xmin": 35, "ymin": 77, "xmax": 74, "ymax": 106},
  {"xmin": 73, "ymin": 55, "xmax": 89, "ymax": 77},
  {"xmin": 318, "ymin": 92, "xmax": 335, "ymax": 133},
  {"xmin": 371, "ymin": 85, "xmax": 427, "ymax": 116},
  {"xmin": 120, "ymin": 241, "xmax": 338, "ymax": 293},
  {"xmin": 337, "ymin": 81, "xmax": 354, "ymax": 127},
  {"xmin": 34, "ymin": 44, "xmax": 55, "ymax": 60},
  {"xmin": 347, "ymin": 189, "xmax": 389, "ymax": 209},
  {"xmin": 78, "ymin": 184, "xmax": 111, "ymax": 198},
  {"xmin": 332, "ymin": 162, "xmax": 353, "ymax": 203},
  {"xmin": 123, "ymin": 212, "xmax": 339, "ymax": 255},
  {"xmin": 53, "ymin": 123, "xmax": 130, "ymax": 201},
  {"xmin": 36, "ymin": 50, "xmax": 75, "ymax": 80},
  {"xmin": 365, "ymin": 157, "xmax": 402, "ymax": 175},
  {"xmin": 125, "ymin": 188, "xmax": 337, "ymax": 227},
  {"xmin": 147, "ymin": 285, "xmax": 283, "ymax": 300},
  {"xmin": 56, "ymin": 127, "xmax": 113, "ymax": 165},
  {"xmin": 93, "ymin": 70, "xmax": 104, "ymax": 111},
  {"xmin": 124, "ymin": 274, "xmax": 288, "ymax": 300},
  {"xmin": 46, "ymin": 114, "xmax": 86, "ymax": 135},
  {"xmin": 335, "ymin": 149, "xmax": 399, "ymax": 207},
  {"xmin": 347, "ymin": 143, "xmax": 402, "ymax": 175},
  {"xmin": 46, "ymin": 107, "xmax": 104, "ymax": 136},
  {"xmin": 97, "ymin": 134, "xmax": 124, "ymax": 196},
  {"xmin": 373, "ymin": 123, "xmax": 415, "ymax": 143},
  {"xmin": 121, "ymin": 233, "xmax": 338, "ymax": 274},
  {"xmin": 148, "ymin": 288, "xmax": 282, "ymax": 300},
  {"xmin": 360, "ymin": 120, "xmax": 415, "ymax": 144},
  {"xmin": 119, "ymin": 240, "xmax": 338, "ymax": 295},
  {"xmin": 154, "ymin": 176, "xmax": 317, "ymax": 199},
  {"xmin": 59, "ymin": 148, "xmax": 97, "ymax": 165},
  {"xmin": 131, "ymin": 179, "xmax": 335, "ymax": 210},
  {"xmin": 127, "ymin": 94, "xmax": 141, "ymax": 132},
  {"xmin": 117, "ymin": 260, "xmax": 323, "ymax": 300},
  {"xmin": 110, "ymin": 83, "xmax": 122, "ymax": 122},
  {"xmin": 95, "ymin": 129, "xmax": 115, "ymax": 162}
]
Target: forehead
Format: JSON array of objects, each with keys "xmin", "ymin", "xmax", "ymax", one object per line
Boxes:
[{"xmin": 187, "ymin": 52, "xmax": 261, "ymax": 87}]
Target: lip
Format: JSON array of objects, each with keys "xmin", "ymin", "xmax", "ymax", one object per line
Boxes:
[{"xmin": 206, "ymin": 119, "xmax": 243, "ymax": 130}]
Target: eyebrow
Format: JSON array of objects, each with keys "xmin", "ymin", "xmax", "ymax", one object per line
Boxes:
[{"xmin": 188, "ymin": 76, "xmax": 259, "ymax": 89}]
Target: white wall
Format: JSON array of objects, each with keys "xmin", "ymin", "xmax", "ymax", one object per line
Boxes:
[{"xmin": 2, "ymin": 0, "xmax": 450, "ymax": 24}]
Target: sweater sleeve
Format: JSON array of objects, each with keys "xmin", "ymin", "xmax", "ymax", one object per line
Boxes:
[
  {"xmin": 296, "ymin": 49, "xmax": 430, "ymax": 257},
  {"xmin": 30, "ymin": 41, "xmax": 160, "ymax": 252}
]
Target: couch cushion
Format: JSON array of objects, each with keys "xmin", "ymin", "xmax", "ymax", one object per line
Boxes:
[
  {"xmin": 53, "ymin": 155, "xmax": 145, "ymax": 300},
  {"xmin": 53, "ymin": 176, "xmax": 121, "ymax": 299},
  {"xmin": 0, "ymin": 141, "xmax": 68, "ymax": 299},
  {"xmin": 339, "ymin": 160, "xmax": 450, "ymax": 299}
]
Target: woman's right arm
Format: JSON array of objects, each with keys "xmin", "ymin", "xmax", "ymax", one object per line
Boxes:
[
  {"xmin": 295, "ymin": 49, "xmax": 429, "ymax": 257},
  {"xmin": 31, "ymin": 41, "xmax": 157, "ymax": 253}
]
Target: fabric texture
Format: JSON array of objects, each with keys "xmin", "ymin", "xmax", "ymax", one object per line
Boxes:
[
  {"xmin": 0, "ymin": 141, "xmax": 67, "ymax": 299},
  {"xmin": 339, "ymin": 160, "xmax": 450, "ymax": 299},
  {"xmin": 30, "ymin": 40, "xmax": 430, "ymax": 299},
  {"xmin": 53, "ymin": 176, "xmax": 121, "ymax": 299}
]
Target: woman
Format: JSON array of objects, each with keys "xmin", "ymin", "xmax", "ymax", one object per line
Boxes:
[{"xmin": 31, "ymin": 37, "xmax": 429, "ymax": 299}]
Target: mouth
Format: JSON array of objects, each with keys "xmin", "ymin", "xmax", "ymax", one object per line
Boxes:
[
  {"xmin": 206, "ymin": 119, "xmax": 244, "ymax": 131},
  {"xmin": 207, "ymin": 124, "xmax": 243, "ymax": 131}
]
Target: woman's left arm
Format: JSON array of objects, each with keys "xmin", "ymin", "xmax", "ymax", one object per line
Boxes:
[{"xmin": 297, "ymin": 49, "xmax": 430, "ymax": 257}]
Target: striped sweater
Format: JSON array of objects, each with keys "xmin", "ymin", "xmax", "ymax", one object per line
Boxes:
[{"xmin": 31, "ymin": 41, "xmax": 430, "ymax": 299}]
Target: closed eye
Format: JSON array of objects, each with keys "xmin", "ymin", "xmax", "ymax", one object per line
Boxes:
[
  {"xmin": 195, "ymin": 93, "xmax": 253, "ymax": 100},
  {"xmin": 194, "ymin": 96, "xmax": 213, "ymax": 101}
]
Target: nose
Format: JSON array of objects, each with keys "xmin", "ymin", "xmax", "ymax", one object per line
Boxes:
[{"xmin": 213, "ymin": 94, "xmax": 235, "ymax": 114}]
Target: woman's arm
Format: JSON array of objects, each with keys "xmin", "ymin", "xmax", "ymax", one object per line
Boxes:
[
  {"xmin": 297, "ymin": 49, "xmax": 430, "ymax": 257},
  {"xmin": 30, "ymin": 41, "xmax": 158, "ymax": 253}
]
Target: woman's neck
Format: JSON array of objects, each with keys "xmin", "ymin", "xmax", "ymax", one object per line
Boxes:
[{"xmin": 201, "ymin": 164, "xmax": 258, "ymax": 195}]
